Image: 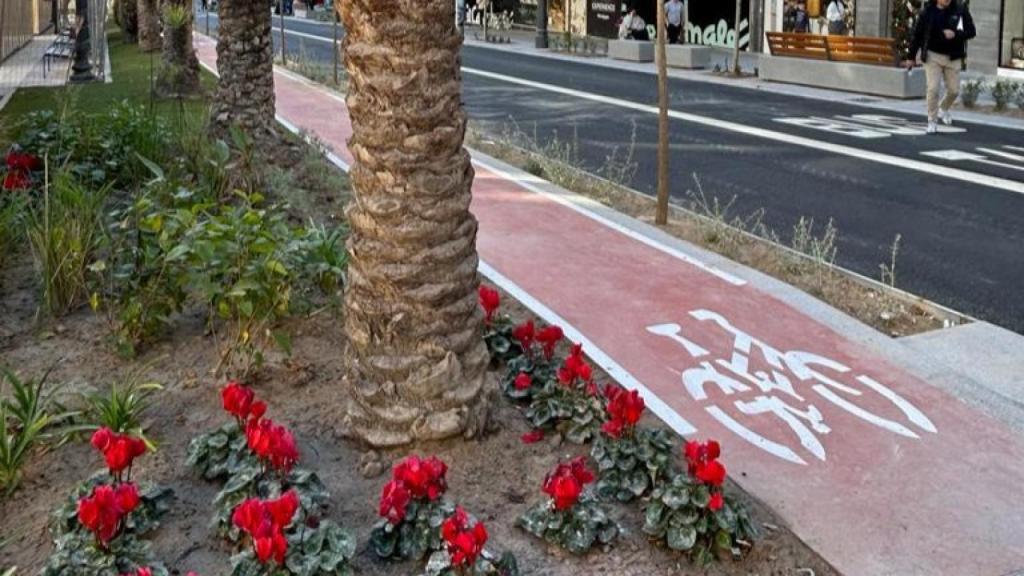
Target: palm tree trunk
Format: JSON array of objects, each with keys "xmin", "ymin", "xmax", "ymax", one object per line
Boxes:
[
  {"xmin": 155, "ymin": 0, "xmax": 199, "ymax": 98},
  {"xmin": 339, "ymin": 0, "xmax": 492, "ymax": 447},
  {"xmin": 212, "ymin": 0, "xmax": 276, "ymax": 140},
  {"xmin": 137, "ymin": 0, "xmax": 161, "ymax": 52}
]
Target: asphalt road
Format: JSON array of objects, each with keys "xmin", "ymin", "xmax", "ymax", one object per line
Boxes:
[{"xmin": 196, "ymin": 11, "xmax": 1024, "ymax": 333}]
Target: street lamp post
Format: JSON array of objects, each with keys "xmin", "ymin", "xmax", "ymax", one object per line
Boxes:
[
  {"xmin": 535, "ymin": 0, "xmax": 547, "ymax": 48},
  {"xmin": 70, "ymin": 0, "xmax": 95, "ymax": 82}
]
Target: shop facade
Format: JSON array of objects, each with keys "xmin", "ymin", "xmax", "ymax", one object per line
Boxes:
[{"xmin": 561, "ymin": 0, "xmax": 1020, "ymax": 76}]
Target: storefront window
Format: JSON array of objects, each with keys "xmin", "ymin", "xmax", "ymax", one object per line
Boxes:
[
  {"xmin": 1002, "ymin": 0, "xmax": 1024, "ymax": 69},
  {"xmin": 769, "ymin": 0, "xmax": 855, "ymax": 36}
]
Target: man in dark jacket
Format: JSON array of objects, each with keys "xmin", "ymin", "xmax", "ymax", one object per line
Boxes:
[{"xmin": 903, "ymin": 0, "xmax": 976, "ymax": 134}]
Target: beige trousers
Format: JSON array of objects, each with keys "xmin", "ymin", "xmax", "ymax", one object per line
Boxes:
[{"xmin": 924, "ymin": 51, "xmax": 961, "ymax": 122}]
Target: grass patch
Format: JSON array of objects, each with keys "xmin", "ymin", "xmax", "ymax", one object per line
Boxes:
[{"xmin": 0, "ymin": 28, "xmax": 217, "ymax": 142}]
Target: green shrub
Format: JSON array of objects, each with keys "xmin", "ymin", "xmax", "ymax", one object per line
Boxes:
[
  {"xmin": 185, "ymin": 192, "xmax": 310, "ymax": 376},
  {"xmin": 991, "ymin": 80, "xmax": 1017, "ymax": 111},
  {"xmin": 25, "ymin": 173, "xmax": 108, "ymax": 316},
  {"xmin": 89, "ymin": 166, "xmax": 198, "ymax": 357},
  {"xmin": 960, "ymin": 80, "xmax": 985, "ymax": 109}
]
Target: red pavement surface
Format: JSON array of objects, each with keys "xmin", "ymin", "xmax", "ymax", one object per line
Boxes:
[{"xmin": 195, "ymin": 35, "xmax": 1024, "ymax": 575}]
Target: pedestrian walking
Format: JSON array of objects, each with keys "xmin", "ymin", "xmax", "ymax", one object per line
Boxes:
[
  {"xmin": 826, "ymin": 0, "xmax": 846, "ymax": 35},
  {"xmin": 903, "ymin": 0, "xmax": 976, "ymax": 134},
  {"xmin": 665, "ymin": 0, "xmax": 683, "ymax": 44}
]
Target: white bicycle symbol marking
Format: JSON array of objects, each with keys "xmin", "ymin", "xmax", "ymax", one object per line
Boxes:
[{"xmin": 647, "ymin": 309, "xmax": 937, "ymax": 465}]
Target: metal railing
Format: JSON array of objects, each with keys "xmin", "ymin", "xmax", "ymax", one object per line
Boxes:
[{"xmin": 1, "ymin": 0, "xmax": 36, "ymax": 63}]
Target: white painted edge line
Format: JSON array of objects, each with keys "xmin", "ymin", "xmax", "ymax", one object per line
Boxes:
[
  {"xmin": 462, "ymin": 66, "xmax": 1024, "ymax": 198},
  {"xmin": 478, "ymin": 260, "xmax": 699, "ymax": 436},
  {"xmin": 470, "ymin": 155, "xmax": 748, "ymax": 287}
]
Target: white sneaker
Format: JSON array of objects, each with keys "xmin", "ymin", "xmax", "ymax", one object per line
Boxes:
[
  {"xmin": 926, "ymin": 121, "xmax": 938, "ymax": 134},
  {"xmin": 940, "ymin": 109, "xmax": 953, "ymax": 126}
]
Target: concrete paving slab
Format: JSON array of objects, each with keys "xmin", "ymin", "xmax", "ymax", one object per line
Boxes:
[{"xmin": 900, "ymin": 322, "xmax": 1024, "ymax": 431}]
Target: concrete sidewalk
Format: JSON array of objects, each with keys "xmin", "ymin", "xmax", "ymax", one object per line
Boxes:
[
  {"xmin": 463, "ymin": 29, "xmax": 1024, "ymax": 132},
  {"xmin": 194, "ymin": 33, "xmax": 1024, "ymax": 576}
]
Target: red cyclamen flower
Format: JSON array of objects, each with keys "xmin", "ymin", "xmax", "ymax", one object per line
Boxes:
[
  {"xmin": 513, "ymin": 373, "xmax": 532, "ymax": 391},
  {"xmin": 232, "ymin": 491, "xmax": 298, "ymax": 565},
  {"xmin": 478, "ymin": 285, "xmax": 500, "ymax": 324},
  {"xmin": 536, "ymin": 325, "xmax": 564, "ymax": 359},
  {"xmin": 708, "ymin": 492, "xmax": 724, "ymax": 512},
  {"xmin": 378, "ymin": 479, "xmax": 412, "ymax": 524},
  {"xmin": 601, "ymin": 386, "xmax": 645, "ymax": 438},
  {"xmin": 512, "ymin": 320, "xmax": 535, "ymax": 352},
  {"xmin": 441, "ymin": 507, "xmax": 488, "ymax": 568},
  {"xmin": 542, "ymin": 456, "xmax": 595, "ymax": 511},
  {"xmin": 392, "ymin": 455, "xmax": 448, "ymax": 501},
  {"xmin": 557, "ymin": 343, "xmax": 593, "ymax": 388},
  {"xmin": 77, "ymin": 483, "xmax": 140, "ymax": 544},
  {"xmin": 90, "ymin": 427, "xmax": 147, "ymax": 475},
  {"xmin": 5, "ymin": 150, "xmax": 41, "ymax": 171},
  {"xmin": 221, "ymin": 381, "xmax": 266, "ymax": 423},
  {"xmin": 684, "ymin": 439, "xmax": 727, "ymax": 487},
  {"xmin": 2, "ymin": 170, "xmax": 30, "ymax": 190},
  {"xmin": 246, "ymin": 418, "xmax": 299, "ymax": 473}
]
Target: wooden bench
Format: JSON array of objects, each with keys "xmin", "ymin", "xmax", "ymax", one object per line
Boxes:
[
  {"xmin": 826, "ymin": 36, "xmax": 898, "ymax": 66},
  {"xmin": 766, "ymin": 32, "xmax": 898, "ymax": 66},
  {"xmin": 766, "ymin": 32, "xmax": 830, "ymax": 61}
]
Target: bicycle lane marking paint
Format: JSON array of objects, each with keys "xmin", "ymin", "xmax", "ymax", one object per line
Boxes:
[{"xmin": 194, "ymin": 34, "xmax": 1024, "ymax": 575}]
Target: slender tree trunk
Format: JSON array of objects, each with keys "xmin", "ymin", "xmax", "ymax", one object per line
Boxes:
[
  {"xmin": 654, "ymin": 0, "xmax": 670, "ymax": 225},
  {"xmin": 732, "ymin": 0, "xmax": 742, "ymax": 75},
  {"xmin": 137, "ymin": 0, "xmax": 161, "ymax": 51},
  {"xmin": 121, "ymin": 0, "xmax": 138, "ymax": 42},
  {"xmin": 339, "ymin": 0, "xmax": 492, "ymax": 447},
  {"xmin": 155, "ymin": 0, "xmax": 199, "ymax": 97},
  {"xmin": 212, "ymin": 0, "xmax": 276, "ymax": 140}
]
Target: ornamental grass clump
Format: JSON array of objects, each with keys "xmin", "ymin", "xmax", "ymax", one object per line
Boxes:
[
  {"xmin": 642, "ymin": 439, "xmax": 757, "ymax": 565},
  {"xmin": 517, "ymin": 457, "xmax": 619, "ymax": 554},
  {"xmin": 591, "ymin": 386, "xmax": 674, "ymax": 502}
]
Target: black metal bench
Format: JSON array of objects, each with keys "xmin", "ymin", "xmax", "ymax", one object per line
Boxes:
[{"xmin": 43, "ymin": 32, "xmax": 74, "ymax": 77}]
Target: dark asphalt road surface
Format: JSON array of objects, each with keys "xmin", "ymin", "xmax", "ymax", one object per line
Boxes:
[{"xmin": 196, "ymin": 12, "xmax": 1024, "ymax": 333}]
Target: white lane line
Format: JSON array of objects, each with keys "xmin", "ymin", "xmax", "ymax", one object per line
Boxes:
[
  {"xmin": 462, "ymin": 67, "xmax": 1024, "ymax": 197},
  {"xmin": 977, "ymin": 147, "xmax": 1024, "ymax": 163},
  {"xmin": 471, "ymin": 156, "xmax": 747, "ymax": 286},
  {"xmin": 478, "ymin": 261, "xmax": 699, "ymax": 436},
  {"xmin": 1006, "ymin": 145, "xmax": 1024, "ymax": 153}
]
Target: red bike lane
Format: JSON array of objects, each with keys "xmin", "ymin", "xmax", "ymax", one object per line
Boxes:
[{"xmin": 195, "ymin": 35, "xmax": 1024, "ymax": 575}]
